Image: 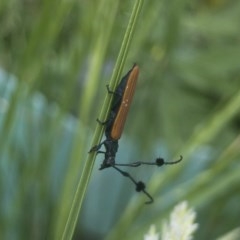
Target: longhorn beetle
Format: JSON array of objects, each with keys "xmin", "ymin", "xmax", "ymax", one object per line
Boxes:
[{"xmin": 90, "ymin": 64, "xmax": 182, "ymax": 203}]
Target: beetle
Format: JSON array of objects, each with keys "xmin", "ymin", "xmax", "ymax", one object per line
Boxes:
[
  {"xmin": 90, "ymin": 64, "xmax": 182, "ymax": 204},
  {"xmin": 90, "ymin": 64, "xmax": 139, "ymax": 165}
]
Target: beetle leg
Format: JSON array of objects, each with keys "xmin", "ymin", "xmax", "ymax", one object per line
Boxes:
[{"xmin": 112, "ymin": 166, "xmax": 153, "ymax": 204}]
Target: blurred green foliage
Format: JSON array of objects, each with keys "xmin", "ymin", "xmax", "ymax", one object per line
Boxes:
[{"xmin": 0, "ymin": 0, "xmax": 240, "ymax": 239}]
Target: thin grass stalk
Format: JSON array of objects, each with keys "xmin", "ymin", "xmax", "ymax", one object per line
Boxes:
[
  {"xmin": 61, "ymin": 1, "xmax": 144, "ymax": 239},
  {"xmin": 53, "ymin": 1, "xmax": 120, "ymax": 238}
]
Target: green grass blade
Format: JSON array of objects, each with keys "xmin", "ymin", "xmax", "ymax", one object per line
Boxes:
[{"xmin": 61, "ymin": 1, "xmax": 144, "ymax": 239}]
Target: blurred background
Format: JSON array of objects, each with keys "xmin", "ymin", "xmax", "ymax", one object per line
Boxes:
[{"xmin": 1, "ymin": 0, "xmax": 240, "ymax": 239}]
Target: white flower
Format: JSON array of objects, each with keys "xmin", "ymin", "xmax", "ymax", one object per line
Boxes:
[
  {"xmin": 144, "ymin": 225, "xmax": 160, "ymax": 240},
  {"xmin": 161, "ymin": 201, "xmax": 198, "ymax": 240}
]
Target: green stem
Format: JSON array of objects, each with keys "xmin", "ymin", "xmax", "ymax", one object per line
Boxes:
[{"xmin": 61, "ymin": 0, "xmax": 144, "ymax": 239}]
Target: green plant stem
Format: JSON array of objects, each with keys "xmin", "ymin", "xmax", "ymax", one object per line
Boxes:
[{"xmin": 61, "ymin": 0, "xmax": 144, "ymax": 239}]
